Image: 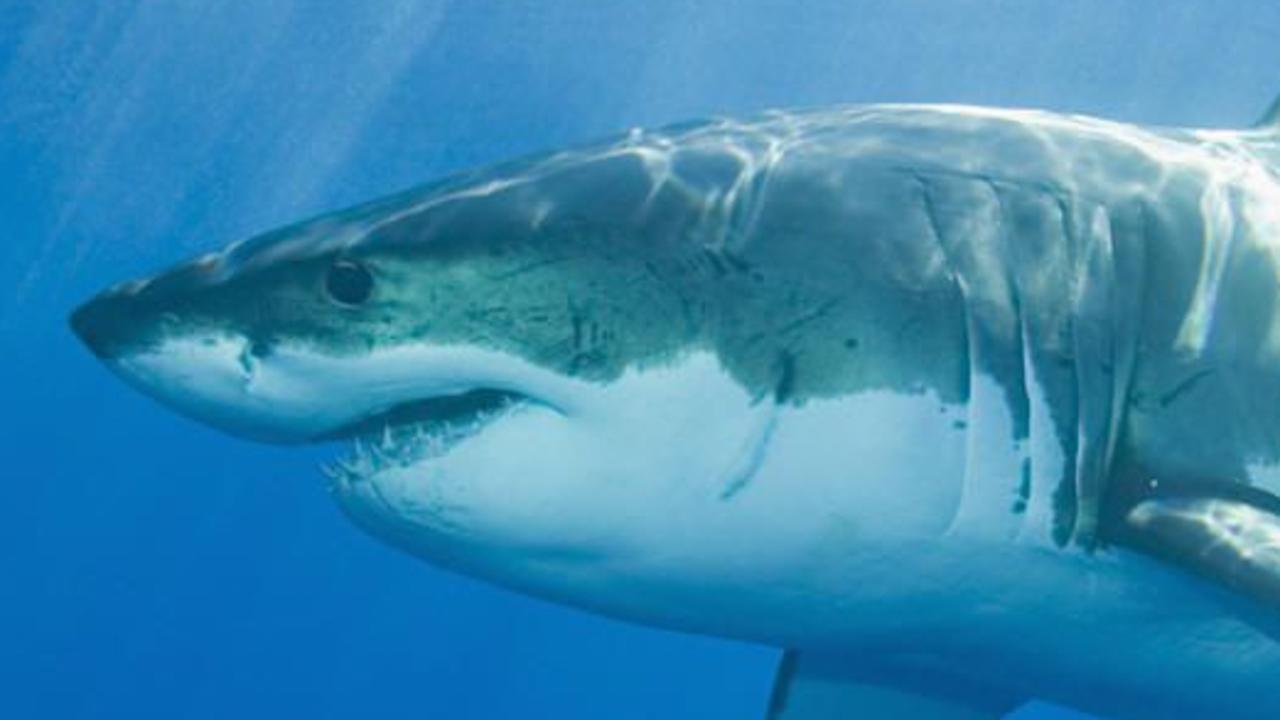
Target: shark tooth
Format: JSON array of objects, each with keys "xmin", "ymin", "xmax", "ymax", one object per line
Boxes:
[{"xmin": 319, "ymin": 462, "xmax": 341, "ymax": 483}]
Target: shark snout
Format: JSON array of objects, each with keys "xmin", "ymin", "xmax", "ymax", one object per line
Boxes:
[
  {"xmin": 70, "ymin": 249, "xmax": 235, "ymax": 361},
  {"xmin": 70, "ymin": 287, "xmax": 139, "ymax": 360},
  {"xmin": 71, "ymin": 284, "xmax": 581, "ymax": 448},
  {"xmin": 68, "ymin": 281, "xmax": 309, "ymax": 443}
]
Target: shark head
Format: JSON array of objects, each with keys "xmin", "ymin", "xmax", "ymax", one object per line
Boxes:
[
  {"xmin": 70, "ymin": 137, "xmax": 803, "ymax": 622},
  {"xmin": 71, "ymin": 113, "xmax": 978, "ymax": 638}
]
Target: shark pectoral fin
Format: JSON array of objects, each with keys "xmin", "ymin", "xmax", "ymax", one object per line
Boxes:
[
  {"xmin": 765, "ymin": 651, "xmax": 1024, "ymax": 720},
  {"xmin": 1123, "ymin": 494, "xmax": 1280, "ymax": 606}
]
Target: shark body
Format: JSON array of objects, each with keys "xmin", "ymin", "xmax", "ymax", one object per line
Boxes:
[{"xmin": 72, "ymin": 102, "xmax": 1280, "ymax": 718}]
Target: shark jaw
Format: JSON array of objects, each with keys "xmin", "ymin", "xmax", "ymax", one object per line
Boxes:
[
  {"xmin": 91, "ymin": 330, "xmax": 792, "ymax": 556},
  {"xmin": 95, "ymin": 333, "xmax": 600, "ymax": 526},
  {"xmin": 100, "ymin": 334, "xmax": 580, "ymax": 446},
  {"xmin": 90, "ymin": 321, "xmax": 978, "ymax": 638},
  {"xmin": 317, "ymin": 387, "xmax": 529, "ymax": 487}
]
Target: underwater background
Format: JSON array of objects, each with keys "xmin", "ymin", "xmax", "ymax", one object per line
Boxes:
[{"xmin": 3, "ymin": 2, "xmax": 1278, "ymax": 718}]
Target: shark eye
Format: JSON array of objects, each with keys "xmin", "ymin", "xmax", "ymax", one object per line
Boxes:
[{"xmin": 325, "ymin": 259, "xmax": 374, "ymax": 306}]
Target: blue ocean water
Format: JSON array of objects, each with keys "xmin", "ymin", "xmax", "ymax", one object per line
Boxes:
[{"xmin": 3, "ymin": 2, "xmax": 1278, "ymax": 718}]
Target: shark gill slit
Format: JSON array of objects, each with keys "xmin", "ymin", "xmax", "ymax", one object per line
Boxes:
[
  {"xmin": 1007, "ymin": 185, "xmax": 1078, "ymax": 549},
  {"xmin": 952, "ymin": 179, "xmax": 1058, "ymax": 545},
  {"xmin": 997, "ymin": 185, "xmax": 1034, "ymax": 541},
  {"xmin": 912, "ymin": 175, "xmax": 976, "ymax": 537},
  {"xmin": 1068, "ymin": 199, "xmax": 1147, "ymax": 548},
  {"xmin": 1009, "ymin": 266, "xmax": 1032, "ymax": 524}
]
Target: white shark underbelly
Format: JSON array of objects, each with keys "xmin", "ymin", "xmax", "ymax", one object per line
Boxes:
[{"xmin": 332, "ymin": 348, "xmax": 1280, "ymax": 717}]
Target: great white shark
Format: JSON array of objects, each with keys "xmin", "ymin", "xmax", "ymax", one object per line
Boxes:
[{"xmin": 70, "ymin": 100, "xmax": 1280, "ymax": 718}]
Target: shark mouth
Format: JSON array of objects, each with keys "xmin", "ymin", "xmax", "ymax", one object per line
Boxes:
[{"xmin": 318, "ymin": 388, "xmax": 529, "ymax": 484}]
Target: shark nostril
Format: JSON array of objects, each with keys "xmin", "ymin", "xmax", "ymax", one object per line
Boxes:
[{"xmin": 238, "ymin": 338, "xmax": 274, "ymax": 376}]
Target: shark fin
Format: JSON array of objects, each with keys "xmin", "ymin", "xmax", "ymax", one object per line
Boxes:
[
  {"xmin": 765, "ymin": 651, "xmax": 1024, "ymax": 720},
  {"xmin": 1120, "ymin": 487, "xmax": 1280, "ymax": 607},
  {"xmin": 1254, "ymin": 93, "xmax": 1280, "ymax": 130}
]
